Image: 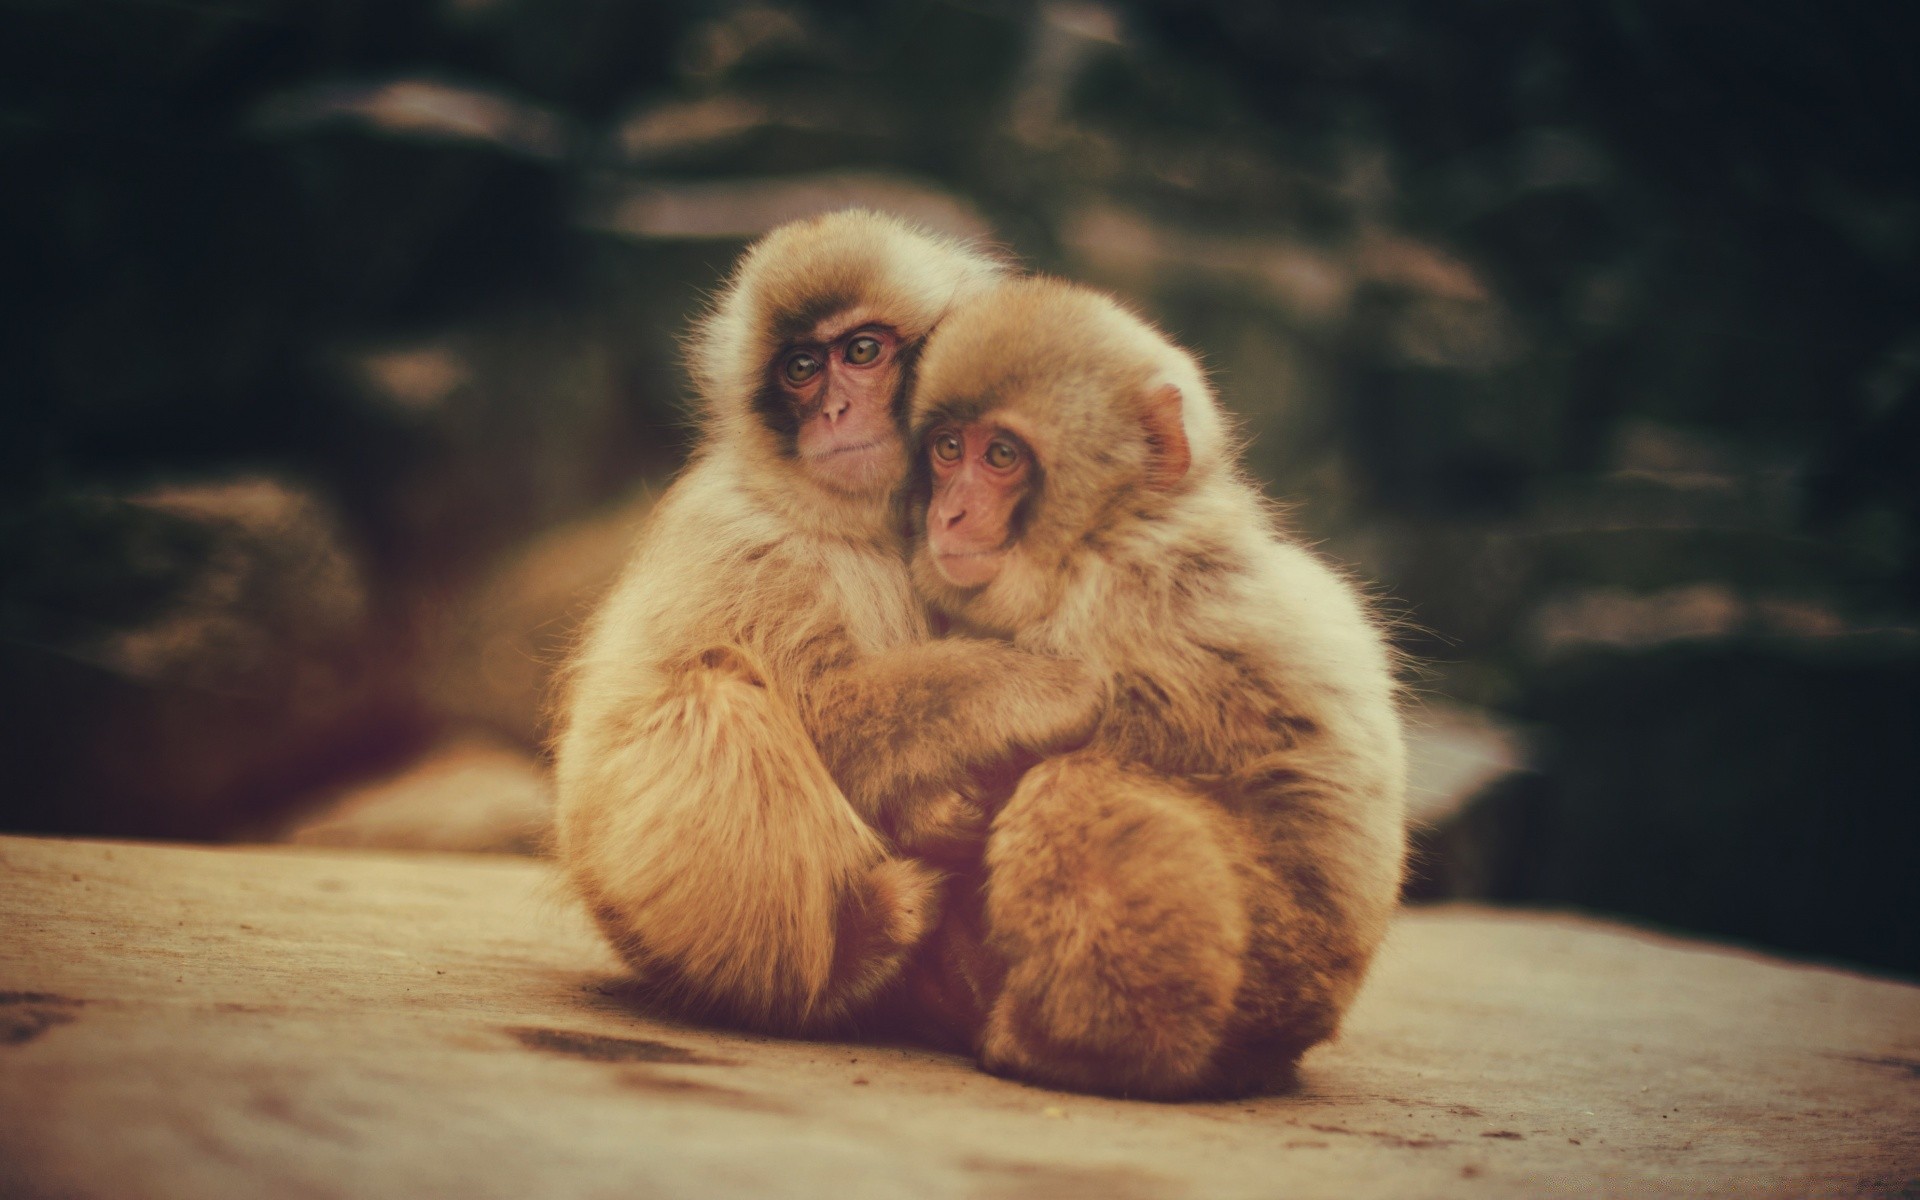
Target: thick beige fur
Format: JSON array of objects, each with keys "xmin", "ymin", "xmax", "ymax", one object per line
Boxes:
[
  {"xmin": 907, "ymin": 278, "xmax": 1409, "ymax": 1097},
  {"xmin": 553, "ymin": 212, "xmax": 1097, "ymax": 1033}
]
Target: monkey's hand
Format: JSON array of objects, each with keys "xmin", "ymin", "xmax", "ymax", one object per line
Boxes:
[
  {"xmin": 996, "ymin": 653, "xmax": 1105, "ymax": 757},
  {"xmin": 889, "ymin": 787, "xmax": 990, "ymax": 868},
  {"xmin": 803, "ymin": 640, "xmax": 1104, "ymax": 824}
]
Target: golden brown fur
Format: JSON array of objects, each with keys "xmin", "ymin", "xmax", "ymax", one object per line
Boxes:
[
  {"xmin": 906, "ymin": 278, "xmax": 1408, "ymax": 1097},
  {"xmin": 553, "ymin": 212, "xmax": 1098, "ymax": 1034}
]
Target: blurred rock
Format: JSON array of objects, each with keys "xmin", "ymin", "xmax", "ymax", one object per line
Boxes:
[
  {"xmin": 1527, "ymin": 584, "xmax": 1916, "ymax": 658},
  {"xmin": 278, "ymin": 738, "xmax": 551, "ymax": 855},
  {"xmin": 328, "ymin": 303, "xmax": 684, "ymax": 592},
  {"xmin": 580, "ymin": 171, "xmax": 995, "ymax": 242},
  {"xmin": 1009, "ymin": 2, "xmax": 1125, "ymax": 146},
  {"xmin": 1407, "ymin": 644, "xmax": 1920, "ymax": 977},
  {"xmin": 0, "ymin": 477, "xmax": 424, "ymax": 839},
  {"xmin": 420, "ymin": 491, "xmax": 655, "ymax": 748},
  {"xmin": 251, "ymin": 78, "xmax": 570, "ymax": 160},
  {"xmin": 1400, "ymin": 702, "xmax": 1533, "ymax": 906},
  {"xmin": 1062, "ymin": 203, "xmax": 1354, "ymax": 322},
  {"xmin": 1529, "ymin": 584, "xmax": 1745, "ymax": 655},
  {"xmin": 1060, "ymin": 203, "xmax": 1499, "ymax": 334},
  {"xmin": 356, "ymin": 345, "xmax": 471, "ymax": 414},
  {"xmin": 102, "ymin": 479, "xmax": 370, "ymax": 689},
  {"xmin": 1527, "ymin": 420, "xmax": 1806, "ymax": 535},
  {"xmin": 1401, "ymin": 701, "xmax": 1528, "ymax": 829},
  {"xmin": 675, "ymin": 4, "xmax": 817, "ymax": 82},
  {"xmin": 616, "ymin": 95, "xmax": 784, "ymax": 161}
]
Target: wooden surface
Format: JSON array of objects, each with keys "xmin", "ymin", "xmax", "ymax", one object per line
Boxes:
[{"xmin": 1, "ymin": 834, "xmax": 1916, "ymax": 1199}]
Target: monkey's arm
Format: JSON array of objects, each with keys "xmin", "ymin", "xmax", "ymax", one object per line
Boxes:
[{"xmin": 799, "ymin": 639, "xmax": 1100, "ymax": 827}]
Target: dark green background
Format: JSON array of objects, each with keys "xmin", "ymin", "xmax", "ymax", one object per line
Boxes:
[{"xmin": 4, "ymin": 0, "xmax": 1915, "ymax": 975}]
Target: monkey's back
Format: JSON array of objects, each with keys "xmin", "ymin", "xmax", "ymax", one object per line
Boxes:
[{"xmin": 1005, "ymin": 478, "xmax": 1408, "ymax": 1093}]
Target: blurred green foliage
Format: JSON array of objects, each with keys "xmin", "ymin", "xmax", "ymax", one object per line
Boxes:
[{"xmin": 2, "ymin": 0, "xmax": 1916, "ymax": 971}]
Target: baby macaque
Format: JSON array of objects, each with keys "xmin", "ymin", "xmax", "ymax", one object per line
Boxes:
[
  {"xmin": 553, "ymin": 213, "xmax": 1098, "ymax": 1034},
  {"xmin": 905, "ymin": 278, "xmax": 1408, "ymax": 1098}
]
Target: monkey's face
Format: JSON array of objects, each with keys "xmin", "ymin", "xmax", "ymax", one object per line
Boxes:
[
  {"xmin": 909, "ymin": 277, "xmax": 1205, "ymax": 627},
  {"xmin": 923, "ymin": 419, "xmax": 1034, "ymax": 588},
  {"xmin": 775, "ymin": 318, "xmax": 909, "ymax": 497}
]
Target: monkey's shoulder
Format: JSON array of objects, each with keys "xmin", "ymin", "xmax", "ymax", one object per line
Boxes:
[
  {"xmin": 639, "ymin": 458, "xmax": 791, "ymax": 551},
  {"xmin": 1160, "ymin": 525, "xmax": 1393, "ymax": 688},
  {"xmin": 631, "ymin": 460, "xmax": 886, "ymax": 576},
  {"xmin": 585, "ymin": 460, "xmax": 916, "ymax": 675},
  {"xmin": 1072, "ymin": 526, "xmax": 1394, "ymax": 778}
]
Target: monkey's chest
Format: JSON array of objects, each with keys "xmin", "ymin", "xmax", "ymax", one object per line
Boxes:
[{"xmin": 816, "ymin": 551, "xmax": 926, "ymax": 654}]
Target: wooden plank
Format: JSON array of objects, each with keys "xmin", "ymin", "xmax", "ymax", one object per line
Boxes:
[{"xmin": 2, "ymin": 834, "xmax": 1915, "ymax": 1199}]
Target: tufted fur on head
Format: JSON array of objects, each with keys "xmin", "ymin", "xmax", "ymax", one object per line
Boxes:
[
  {"xmin": 687, "ymin": 209, "xmax": 1009, "ymax": 540},
  {"xmin": 907, "ymin": 276, "xmax": 1233, "ymax": 636}
]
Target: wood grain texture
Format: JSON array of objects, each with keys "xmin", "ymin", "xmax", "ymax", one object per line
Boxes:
[{"xmin": 1, "ymin": 834, "xmax": 1915, "ymax": 1199}]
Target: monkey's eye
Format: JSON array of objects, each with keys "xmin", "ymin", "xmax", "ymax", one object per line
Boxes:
[
  {"xmin": 845, "ymin": 335, "xmax": 882, "ymax": 366},
  {"xmin": 783, "ymin": 352, "xmax": 822, "ymax": 384},
  {"xmin": 984, "ymin": 440, "xmax": 1020, "ymax": 470},
  {"xmin": 930, "ymin": 431, "xmax": 963, "ymax": 463}
]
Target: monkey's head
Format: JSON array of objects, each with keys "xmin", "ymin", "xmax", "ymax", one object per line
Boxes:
[
  {"xmin": 908, "ymin": 278, "xmax": 1229, "ymax": 631},
  {"xmin": 688, "ymin": 209, "xmax": 1008, "ymax": 511}
]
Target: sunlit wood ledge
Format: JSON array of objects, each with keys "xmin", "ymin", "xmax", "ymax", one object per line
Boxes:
[{"xmin": 2, "ymin": 834, "xmax": 1915, "ymax": 1199}]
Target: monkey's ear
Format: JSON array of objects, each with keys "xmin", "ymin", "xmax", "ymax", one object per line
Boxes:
[{"xmin": 1142, "ymin": 383, "xmax": 1192, "ymax": 490}]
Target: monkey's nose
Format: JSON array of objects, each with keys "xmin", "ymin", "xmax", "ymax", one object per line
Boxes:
[{"xmin": 941, "ymin": 506, "xmax": 966, "ymax": 530}]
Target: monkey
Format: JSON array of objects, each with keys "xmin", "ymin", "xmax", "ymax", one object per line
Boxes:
[
  {"xmin": 552, "ymin": 211, "xmax": 1102, "ymax": 1036},
  {"xmin": 900, "ymin": 276, "xmax": 1408, "ymax": 1099}
]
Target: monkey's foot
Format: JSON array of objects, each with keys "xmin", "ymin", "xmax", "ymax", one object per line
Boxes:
[{"xmin": 820, "ymin": 857, "xmax": 946, "ymax": 1020}]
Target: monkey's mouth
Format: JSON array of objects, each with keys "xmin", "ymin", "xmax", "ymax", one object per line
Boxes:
[
  {"xmin": 932, "ymin": 547, "xmax": 1008, "ymax": 588},
  {"xmin": 802, "ymin": 437, "xmax": 901, "ymax": 497},
  {"xmin": 805, "ymin": 439, "xmax": 887, "ymax": 461}
]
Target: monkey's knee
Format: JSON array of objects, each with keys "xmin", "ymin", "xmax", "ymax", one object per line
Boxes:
[
  {"xmin": 978, "ymin": 941, "xmax": 1239, "ymax": 1099},
  {"xmin": 979, "ymin": 760, "xmax": 1249, "ymax": 1097}
]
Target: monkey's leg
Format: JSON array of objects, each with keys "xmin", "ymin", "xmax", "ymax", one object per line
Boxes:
[
  {"xmin": 975, "ymin": 753, "xmax": 1250, "ymax": 1099},
  {"xmin": 557, "ymin": 646, "xmax": 943, "ymax": 1034},
  {"xmin": 1207, "ymin": 750, "xmax": 1407, "ymax": 1094}
]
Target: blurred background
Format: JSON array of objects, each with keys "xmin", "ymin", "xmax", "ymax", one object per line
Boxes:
[{"xmin": 4, "ymin": 0, "xmax": 1916, "ymax": 976}]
